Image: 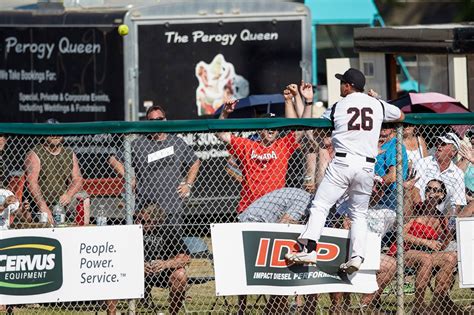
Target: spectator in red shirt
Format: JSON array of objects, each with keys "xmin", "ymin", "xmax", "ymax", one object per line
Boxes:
[{"xmin": 216, "ymin": 84, "xmax": 312, "ymax": 213}]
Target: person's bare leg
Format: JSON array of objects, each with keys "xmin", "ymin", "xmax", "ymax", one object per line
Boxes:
[
  {"xmin": 237, "ymin": 295, "xmax": 247, "ymax": 315},
  {"xmin": 405, "ymin": 251, "xmax": 432, "ymax": 310},
  {"xmin": 105, "ymin": 300, "xmax": 117, "ymax": 315},
  {"xmin": 329, "ymin": 292, "xmax": 350, "ymax": 314},
  {"xmin": 361, "ymin": 254, "xmax": 396, "ymax": 306},
  {"xmin": 83, "ymin": 197, "xmax": 91, "ymax": 225},
  {"xmin": 430, "ymin": 251, "xmax": 459, "ymax": 313},
  {"xmin": 264, "ymin": 295, "xmax": 288, "ymax": 314},
  {"xmin": 168, "ymin": 268, "xmax": 187, "ymax": 315},
  {"xmin": 431, "ymin": 251, "xmax": 457, "ymax": 295},
  {"xmin": 330, "ymin": 292, "xmax": 343, "ymax": 314},
  {"xmin": 301, "ymin": 294, "xmax": 318, "ymax": 315}
]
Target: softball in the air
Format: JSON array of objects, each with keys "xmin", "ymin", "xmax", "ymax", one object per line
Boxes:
[{"xmin": 118, "ymin": 24, "xmax": 129, "ymax": 36}]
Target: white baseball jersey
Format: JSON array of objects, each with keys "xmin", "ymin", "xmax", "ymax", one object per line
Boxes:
[{"xmin": 322, "ymin": 92, "xmax": 402, "ymax": 159}]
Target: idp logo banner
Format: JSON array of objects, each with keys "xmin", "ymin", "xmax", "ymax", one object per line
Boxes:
[
  {"xmin": 243, "ymin": 231, "xmax": 350, "ymax": 286},
  {"xmin": 0, "ymin": 237, "xmax": 62, "ymax": 295},
  {"xmin": 211, "ymin": 223, "xmax": 380, "ymax": 296}
]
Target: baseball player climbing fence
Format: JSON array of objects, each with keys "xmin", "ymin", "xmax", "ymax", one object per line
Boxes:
[{"xmin": 0, "ymin": 114, "xmax": 472, "ymax": 314}]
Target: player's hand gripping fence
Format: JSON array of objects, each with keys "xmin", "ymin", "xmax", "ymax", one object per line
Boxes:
[{"xmin": 0, "ymin": 114, "xmax": 472, "ymax": 314}]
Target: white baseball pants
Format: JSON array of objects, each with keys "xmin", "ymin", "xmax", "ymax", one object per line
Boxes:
[{"xmin": 299, "ymin": 154, "xmax": 375, "ymax": 258}]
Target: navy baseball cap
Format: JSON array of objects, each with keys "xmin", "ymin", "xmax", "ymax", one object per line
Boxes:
[{"xmin": 335, "ymin": 68, "xmax": 366, "ymax": 91}]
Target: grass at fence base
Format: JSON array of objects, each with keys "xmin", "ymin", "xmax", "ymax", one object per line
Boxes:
[{"xmin": 4, "ymin": 267, "xmax": 473, "ymax": 314}]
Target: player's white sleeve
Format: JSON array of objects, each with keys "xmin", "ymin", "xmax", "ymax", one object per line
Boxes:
[{"xmin": 380, "ymin": 100, "xmax": 402, "ymax": 122}]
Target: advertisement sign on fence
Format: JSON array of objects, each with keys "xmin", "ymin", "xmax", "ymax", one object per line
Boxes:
[
  {"xmin": 456, "ymin": 217, "xmax": 474, "ymax": 288},
  {"xmin": 0, "ymin": 225, "xmax": 144, "ymax": 305},
  {"xmin": 211, "ymin": 223, "xmax": 380, "ymax": 295}
]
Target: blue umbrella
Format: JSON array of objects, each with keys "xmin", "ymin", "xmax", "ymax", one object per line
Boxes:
[{"xmin": 214, "ymin": 94, "xmax": 285, "ymax": 118}]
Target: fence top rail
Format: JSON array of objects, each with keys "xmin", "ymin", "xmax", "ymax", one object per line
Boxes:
[{"xmin": 0, "ymin": 113, "xmax": 472, "ymax": 135}]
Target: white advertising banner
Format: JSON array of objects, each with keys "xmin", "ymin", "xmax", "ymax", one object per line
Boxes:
[
  {"xmin": 0, "ymin": 225, "xmax": 144, "ymax": 305},
  {"xmin": 211, "ymin": 223, "xmax": 380, "ymax": 296},
  {"xmin": 456, "ymin": 217, "xmax": 474, "ymax": 288}
]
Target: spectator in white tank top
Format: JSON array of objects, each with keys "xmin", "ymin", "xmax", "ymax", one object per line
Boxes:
[{"xmin": 403, "ymin": 125, "xmax": 428, "ymax": 169}]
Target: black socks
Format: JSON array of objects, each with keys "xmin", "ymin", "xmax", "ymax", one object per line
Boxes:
[{"xmin": 306, "ymin": 240, "xmax": 317, "ymax": 252}]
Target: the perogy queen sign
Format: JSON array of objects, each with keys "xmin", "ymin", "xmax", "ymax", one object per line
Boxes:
[
  {"xmin": 211, "ymin": 223, "xmax": 380, "ymax": 295},
  {"xmin": 138, "ymin": 20, "xmax": 303, "ymax": 119}
]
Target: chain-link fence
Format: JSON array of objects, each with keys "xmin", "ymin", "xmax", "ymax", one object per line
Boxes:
[{"xmin": 0, "ymin": 116, "xmax": 472, "ymax": 314}]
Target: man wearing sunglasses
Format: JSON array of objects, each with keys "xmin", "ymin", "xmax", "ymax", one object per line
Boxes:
[
  {"xmin": 113, "ymin": 105, "xmax": 201, "ymax": 218},
  {"xmin": 411, "ymin": 132, "xmax": 466, "ymax": 216},
  {"xmin": 108, "ymin": 105, "xmax": 200, "ymax": 313}
]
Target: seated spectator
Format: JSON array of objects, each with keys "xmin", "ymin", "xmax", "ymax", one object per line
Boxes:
[
  {"xmin": 388, "ymin": 179, "xmax": 460, "ymax": 313},
  {"xmin": 0, "ymin": 188, "xmax": 20, "ymax": 229},
  {"xmin": 403, "ymin": 125, "xmax": 428, "ymax": 169},
  {"xmin": 24, "ymin": 119, "xmax": 84, "ymax": 224},
  {"xmin": 238, "ymin": 187, "xmax": 316, "ymax": 314},
  {"xmin": 238, "ymin": 187, "xmax": 311, "ymax": 224},
  {"xmin": 106, "ymin": 203, "xmax": 190, "ymax": 315},
  {"xmin": 137, "ymin": 203, "xmax": 190, "ymax": 314},
  {"xmin": 359, "ymin": 254, "xmax": 397, "ymax": 310},
  {"xmin": 410, "ymin": 132, "xmax": 466, "ymax": 216}
]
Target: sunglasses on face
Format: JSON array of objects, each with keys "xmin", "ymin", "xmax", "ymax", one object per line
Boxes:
[
  {"xmin": 148, "ymin": 117, "xmax": 165, "ymax": 121},
  {"xmin": 425, "ymin": 186, "xmax": 443, "ymax": 194}
]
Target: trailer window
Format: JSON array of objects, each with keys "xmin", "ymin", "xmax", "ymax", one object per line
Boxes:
[{"xmin": 397, "ymin": 54, "xmax": 449, "ymax": 96}]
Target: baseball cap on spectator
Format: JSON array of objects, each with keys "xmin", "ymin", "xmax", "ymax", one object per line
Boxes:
[
  {"xmin": 438, "ymin": 132, "xmax": 461, "ymax": 150},
  {"xmin": 335, "ymin": 68, "xmax": 366, "ymax": 92}
]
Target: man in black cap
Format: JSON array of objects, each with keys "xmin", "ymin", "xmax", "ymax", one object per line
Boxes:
[{"xmin": 286, "ymin": 68, "xmax": 405, "ymax": 274}]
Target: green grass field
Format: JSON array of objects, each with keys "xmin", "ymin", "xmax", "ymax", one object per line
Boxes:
[{"xmin": 4, "ymin": 238, "xmax": 473, "ymax": 314}]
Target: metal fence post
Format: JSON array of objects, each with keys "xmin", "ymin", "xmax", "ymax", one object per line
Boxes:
[
  {"xmin": 124, "ymin": 134, "xmax": 134, "ymax": 226},
  {"xmin": 395, "ymin": 124, "xmax": 405, "ymax": 315},
  {"xmin": 124, "ymin": 134, "xmax": 136, "ymax": 314}
]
